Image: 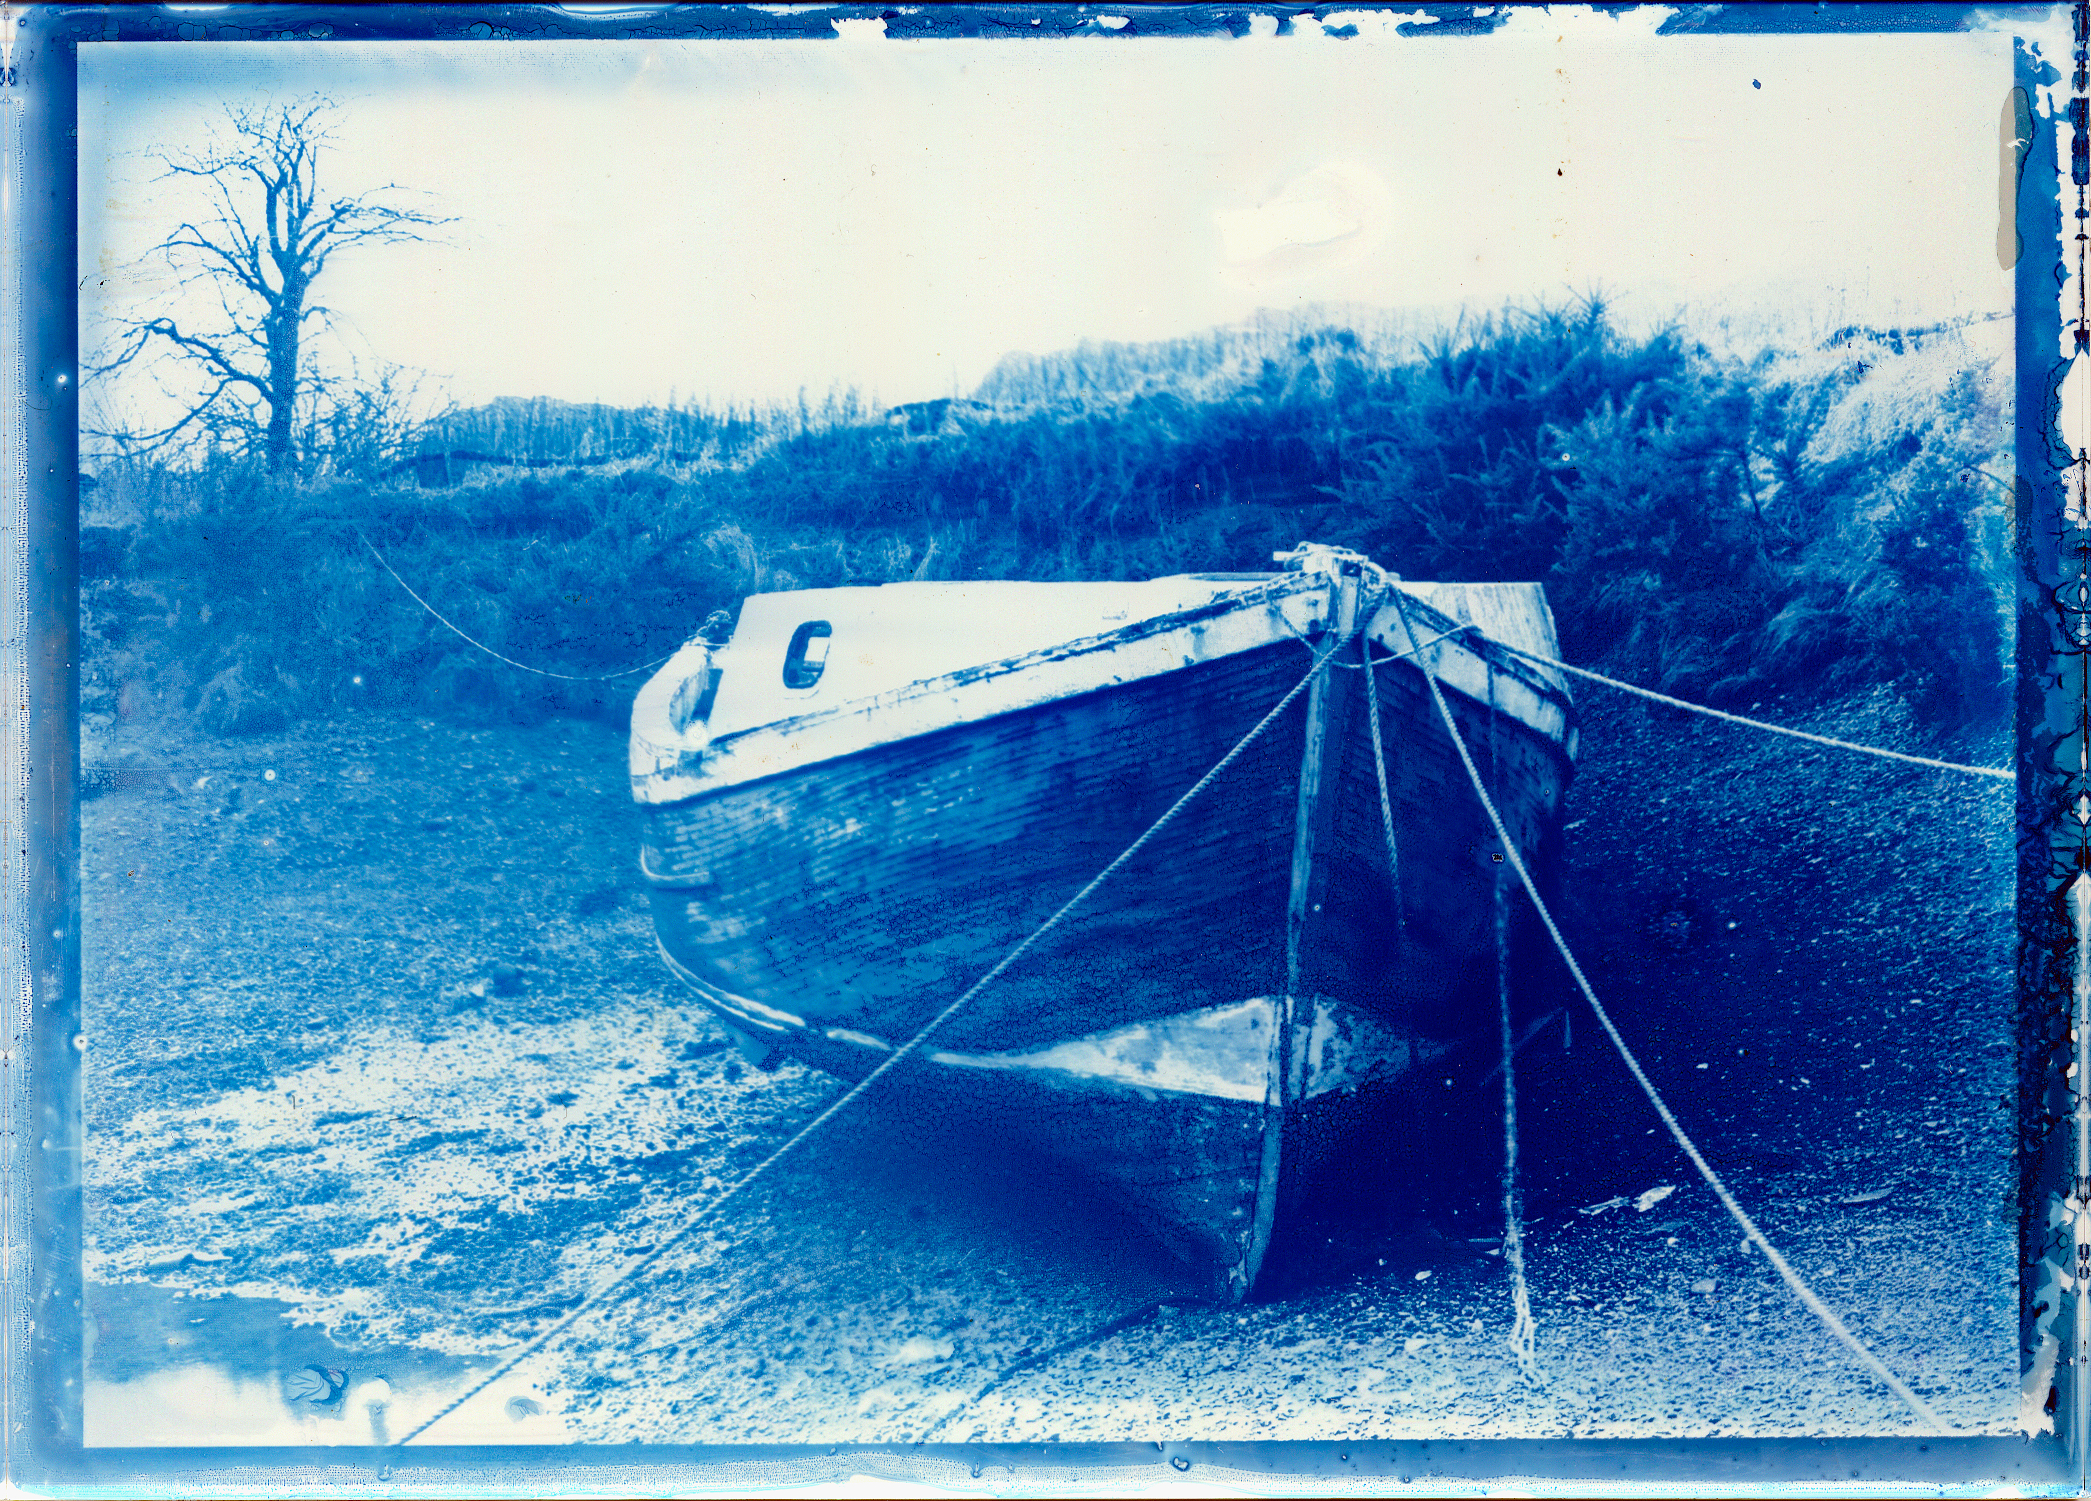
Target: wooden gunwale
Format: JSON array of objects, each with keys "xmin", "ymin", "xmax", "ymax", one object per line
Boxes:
[
  {"xmin": 633, "ymin": 574, "xmax": 1570, "ymax": 812},
  {"xmin": 689, "ymin": 574, "xmax": 1315, "ymax": 756}
]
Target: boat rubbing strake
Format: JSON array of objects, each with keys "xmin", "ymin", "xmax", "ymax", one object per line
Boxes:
[{"xmin": 630, "ymin": 547, "xmax": 1576, "ymax": 1298}]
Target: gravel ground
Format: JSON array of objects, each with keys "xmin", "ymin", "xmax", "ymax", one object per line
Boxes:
[{"xmin": 81, "ymin": 683, "xmax": 2019, "ymax": 1446}]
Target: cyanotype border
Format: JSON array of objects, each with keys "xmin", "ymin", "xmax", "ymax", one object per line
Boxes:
[
  {"xmin": 13, "ymin": 0, "xmax": 84, "ymax": 1485},
  {"xmin": 9, "ymin": 4, "xmax": 2072, "ymax": 1494}
]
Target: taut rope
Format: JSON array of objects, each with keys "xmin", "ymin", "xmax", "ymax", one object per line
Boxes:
[
  {"xmin": 1380, "ymin": 581, "xmax": 1954, "ymax": 1435},
  {"xmin": 396, "ymin": 634, "xmax": 1349, "ymax": 1445},
  {"xmin": 1488, "ymin": 640, "xmax": 2011, "ymax": 782},
  {"xmin": 356, "ymin": 527, "xmax": 678, "ymax": 682}
]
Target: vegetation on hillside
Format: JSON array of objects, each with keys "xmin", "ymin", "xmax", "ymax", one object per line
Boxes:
[{"xmin": 80, "ymin": 302, "xmax": 2015, "ymax": 741}]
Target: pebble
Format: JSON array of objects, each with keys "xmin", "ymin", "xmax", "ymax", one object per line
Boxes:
[{"xmin": 82, "ymin": 702, "xmax": 2015, "ymax": 1445}]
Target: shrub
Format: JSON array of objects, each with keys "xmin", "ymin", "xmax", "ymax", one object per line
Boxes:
[{"xmin": 83, "ymin": 304, "xmax": 2011, "ymax": 741}]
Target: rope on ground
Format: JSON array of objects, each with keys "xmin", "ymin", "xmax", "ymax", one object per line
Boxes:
[
  {"xmin": 1382, "ymin": 587, "xmax": 1956, "ymax": 1436},
  {"xmin": 1488, "ymin": 640, "xmax": 2012, "ymax": 782},
  {"xmin": 1495, "ymin": 864, "xmax": 1539, "ymax": 1378},
  {"xmin": 394, "ymin": 636, "xmax": 1348, "ymax": 1447},
  {"xmin": 354, "ymin": 527, "xmax": 678, "ymax": 682},
  {"xmin": 1487, "ymin": 662, "xmax": 1540, "ymax": 1381},
  {"xmin": 1367, "ymin": 619, "xmax": 1538, "ymax": 1377}
]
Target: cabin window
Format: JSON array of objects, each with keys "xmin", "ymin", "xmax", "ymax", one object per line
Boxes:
[{"xmin": 782, "ymin": 621, "xmax": 833, "ymax": 689}]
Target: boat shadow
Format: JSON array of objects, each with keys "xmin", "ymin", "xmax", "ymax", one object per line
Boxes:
[
  {"xmin": 798, "ymin": 1080, "xmax": 1210, "ymax": 1310},
  {"xmin": 1252, "ymin": 1041, "xmax": 1522, "ymax": 1302}
]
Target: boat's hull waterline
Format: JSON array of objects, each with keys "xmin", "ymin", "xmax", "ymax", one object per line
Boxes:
[{"xmin": 631, "ymin": 551, "xmax": 1575, "ymax": 1297}]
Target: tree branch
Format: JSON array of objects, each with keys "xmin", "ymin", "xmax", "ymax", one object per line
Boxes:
[{"xmin": 96, "ymin": 95, "xmax": 453, "ymax": 470}]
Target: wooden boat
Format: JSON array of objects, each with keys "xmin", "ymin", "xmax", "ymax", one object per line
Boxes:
[{"xmin": 630, "ymin": 545, "xmax": 1576, "ymax": 1299}]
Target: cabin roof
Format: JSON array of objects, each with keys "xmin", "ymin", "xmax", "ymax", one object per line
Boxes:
[
  {"xmin": 704, "ymin": 574, "xmax": 1281, "ymax": 740},
  {"xmin": 631, "ymin": 566, "xmax": 1574, "ymax": 807}
]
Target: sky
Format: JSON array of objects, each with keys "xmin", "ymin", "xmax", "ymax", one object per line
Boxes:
[{"xmin": 79, "ymin": 12, "xmax": 2017, "ymax": 419}]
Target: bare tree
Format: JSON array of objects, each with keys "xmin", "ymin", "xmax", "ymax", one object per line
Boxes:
[{"xmin": 87, "ymin": 97, "xmax": 450, "ymax": 473}]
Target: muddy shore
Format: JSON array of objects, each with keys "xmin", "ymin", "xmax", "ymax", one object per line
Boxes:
[{"xmin": 81, "ymin": 686, "xmax": 2018, "ymax": 1445}]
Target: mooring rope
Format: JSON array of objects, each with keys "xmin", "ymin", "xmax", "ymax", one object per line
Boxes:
[
  {"xmin": 355, "ymin": 527, "xmax": 679, "ymax": 682},
  {"xmin": 1365, "ymin": 617, "xmax": 1538, "ymax": 1378},
  {"xmin": 1495, "ymin": 864, "xmax": 1539, "ymax": 1378},
  {"xmin": 1381, "ymin": 584, "xmax": 1954, "ymax": 1435},
  {"xmin": 1331, "ymin": 620, "xmax": 1478, "ymax": 668},
  {"xmin": 1360, "ymin": 630, "xmax": 1407, "ymax": 956},
  {"xmin": 395, "ymin": 636, "xmax": 1347, "ymax": 1446},
  {"xmin": 1486, "ymin": 640, "xmax": 2011, "ymax": 782},
  {"xmin": 1487, "ymin": 667, "xmax": 1539, "ymax": 1379},
  {"xmin": 386, "ymin": 544, "xmax": 1981, "ymax": 1438}
]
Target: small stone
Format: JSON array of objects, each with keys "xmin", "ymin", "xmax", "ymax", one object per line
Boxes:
[
  {"xmin": 888, "ymin": 1335, "xmax": 953, "ymax": 1365},
  {"xmin": 1691, "ymin": 1277, "xmax": 1716, "ymax": 1294}
]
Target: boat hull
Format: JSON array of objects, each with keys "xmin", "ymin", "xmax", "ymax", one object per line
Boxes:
[{"xmin": 639, "ymin": 625, "xmax": 1570, "ymax": 1294}]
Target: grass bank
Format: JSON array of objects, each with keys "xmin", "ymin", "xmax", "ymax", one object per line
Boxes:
[{"xmin": 81, "ymin": 304, "xmax": 2015, "ymax": 745}]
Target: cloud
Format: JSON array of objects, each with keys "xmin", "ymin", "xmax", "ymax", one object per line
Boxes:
[{"xmin": 1215, "ymin": 162, "xmax": 1392, "ymax": 289}]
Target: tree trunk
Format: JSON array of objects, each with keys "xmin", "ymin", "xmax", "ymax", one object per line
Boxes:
[{"xmin": 264, "ymin": 278, "xmax": 304, "ymax": 473}]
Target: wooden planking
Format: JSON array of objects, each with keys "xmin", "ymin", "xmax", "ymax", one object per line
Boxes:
[
  {"xmin": 643, "ymin": 636, "xmax": 1569, "ymax": 1057},
  {"xmin": 1297, "ymin": 648, "xmax": 1569, "ymax": 1040},
  {"xmin": 645, "ymin": 643, "xmax": 1313, "ymax": 1053},
  {"xmin": 814, "ymin": 991, "xmax": 1456, "ymax": 1297}
]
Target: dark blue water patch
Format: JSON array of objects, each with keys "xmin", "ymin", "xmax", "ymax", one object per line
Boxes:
[
  {"xmin": 86, "ymin": 1281, "xmax": 495, "ymax": 1447},
  {"xmin": 92, "ymin": 1282, "xmax": 433, "ymax": 1384}
]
